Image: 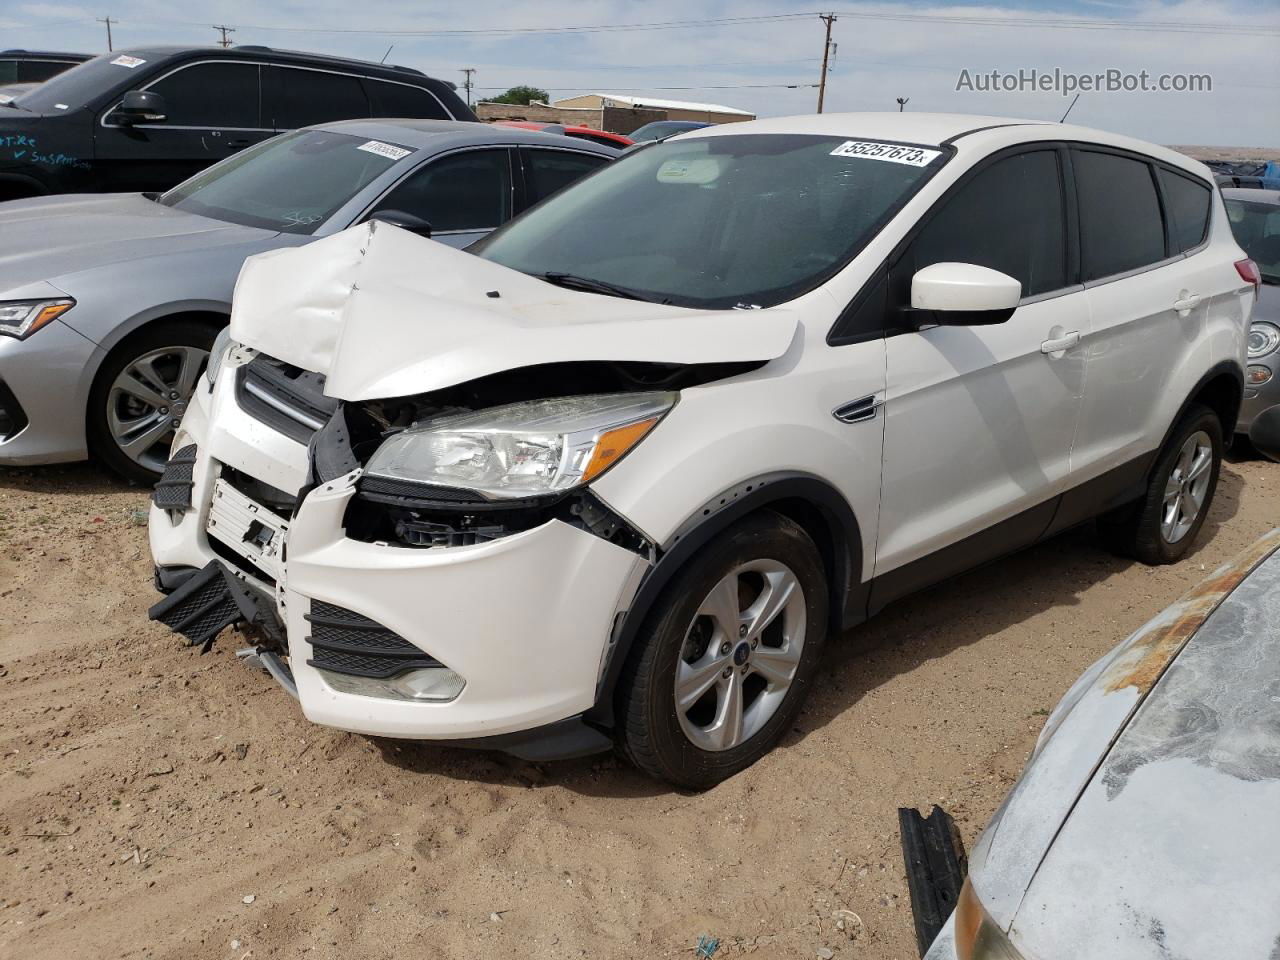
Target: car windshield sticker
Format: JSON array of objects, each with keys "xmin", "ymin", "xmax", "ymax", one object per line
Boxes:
[
  {"xmin": 110, "ymin": 55, "xmax": 147, "ymax": 69},
  {"xmin": 357, "ymin": 140, "xmax": 412, "ymax": 161},
  {"xmin": 54, "ymin": 103, "xmax": 69, "ymax": 110},
  {"xmin": 829, "ymin": 140, "xmax": 941, "ymax": 167},
  {"xmin": 656, "ymin": 156, "xmax": 722, "ymax": 184}
]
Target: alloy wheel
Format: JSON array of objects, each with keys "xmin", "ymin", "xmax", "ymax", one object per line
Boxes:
[
  {"xmin": 107, "ymin": 345, "xmax": 208, "ymax": 475},
  {"xmin": 1161, "ymin": 429, "xmax": 1213, "ymax": 544},
  {"xmin": 674, "ymin": 559, "xmax": 807, "ymax": 752}
]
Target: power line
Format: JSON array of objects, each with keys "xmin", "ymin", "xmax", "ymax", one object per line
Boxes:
[
  {"xmin": 213, "ymin": 24, "xmax": 235, "ymax": 48},
  {"xmin": 473, "ymin": 82, "xmax": 820, "ymax": 92}
]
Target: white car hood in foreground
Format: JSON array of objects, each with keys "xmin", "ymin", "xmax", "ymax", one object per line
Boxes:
[
  {"xmin": 229, "ymin": 221, "xmax": 800, "ymax": 401},
  {"xmin": 967, "ymin": 530, "xmax": 1280, "ymax": 958}
]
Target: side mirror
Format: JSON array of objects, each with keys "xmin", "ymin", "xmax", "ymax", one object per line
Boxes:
[
  {"xmin": 113, "ymin": 89, "xmax": 167, "ymax": 125},
  {"xmin": 368, "ymin": 209, "xmax": 433, "ymax": 238},
  {"xmin": 910, "ymin": 262, "xmax": 1021, "ymax": 326}
]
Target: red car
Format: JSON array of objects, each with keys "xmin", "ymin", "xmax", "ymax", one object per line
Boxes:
[{"xmin": 492, "ymin": 120, "xmax": 632, "ymax": 150}]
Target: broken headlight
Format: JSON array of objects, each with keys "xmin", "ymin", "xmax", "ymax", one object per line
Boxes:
[
  {"xmin": 363, "ymin": 392, "xmax": 676, "ymax": 500},
  {"xmin": 205, "ymin": 326, "xmax": 235, "ymax": 387}
]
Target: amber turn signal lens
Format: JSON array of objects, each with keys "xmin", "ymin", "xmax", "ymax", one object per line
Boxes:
[{"xmin": 582, "ymin": 416, "xmax": 661, "ymax": 483}]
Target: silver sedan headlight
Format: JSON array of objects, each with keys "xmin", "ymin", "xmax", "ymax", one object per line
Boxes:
[
  {"xmin": 364, "ymin": 392, "xmax": 677, "ymax": 500},
  {"xmin": 1248, "ymin": 321, "xmax": 1280, "ymax": 359},
  {"xmin": 0, "ymin": 298, "xmax": 75, "ymax": 340}
]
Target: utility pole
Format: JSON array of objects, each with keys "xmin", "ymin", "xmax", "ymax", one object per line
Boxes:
[
  {"xmin": 896, "ymin": 97, "xmax": 909, "ymax": 112},
  {"xmin": 460, "ymin": 68, "xmax": 476, "ymax": 108},
  {"xmin": 816, "ymin": 13, "xmax": 837, "ymax": 113},
  {"xmin": 98, "ymin": 16, "xmax": 115, "ymax": 52},
  {"xmin": 213, "ymin": 24, "xmax": 236, "ymax": 48}
]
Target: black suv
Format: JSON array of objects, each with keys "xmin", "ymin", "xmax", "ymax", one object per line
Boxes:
[{"xmin": 0, "ymin": 45, "xmax": 476, "ymax": 199}]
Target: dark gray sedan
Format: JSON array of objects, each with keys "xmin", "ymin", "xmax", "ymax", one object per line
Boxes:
[
  {"xmin": 1223, "ymin": 187, "xmax": 1280, "ymax": 456},
  {"xmin": 0, "ymin": 120, "xmax": 616, "ymax": 480}
]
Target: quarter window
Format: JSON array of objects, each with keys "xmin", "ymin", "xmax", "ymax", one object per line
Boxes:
[
  {"xmin": 147, "ymin": 62, "xmax": 261, "ymax": 128},
  {"xmin": 1158, "ymin": 168, "xmax": 1212, "ymax": 253},
  {"xmin": 364, "ymin": 80, "xmax": 450, "ymax": 120},
  {"xmin": 1074, "ymin": 150, "xmax": 1167, "ymax": 281},
  {"xmin": 908, "ymin": 150, "xmax": 1067, "ymax": 298},
  {"xmin": 370, "ymin": 149, "xmax": 513, "ymax": 232},
  {"xmin": 266, "ymin": 66, "xmax": 369, "ymax": 129},
  {"xmin": 523, "ymin": 149, "xmax": 610, "ymax": 204}
]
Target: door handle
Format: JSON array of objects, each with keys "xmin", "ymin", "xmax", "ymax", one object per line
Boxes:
[
  {"xmin": 226, "ymin": 138, "xmax": 253, "ymax": 149},
  {"xmin": 1173, "ymin": 293, "xmax": 1202, "ymax": 315},
  {"xmin": 1040, "ymin": 331, "xmax": 1080, "ymax": 354}
]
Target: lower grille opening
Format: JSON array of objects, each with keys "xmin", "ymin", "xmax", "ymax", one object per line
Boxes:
[
  {"xmin": 305, "ymin": 600, "xmax": 441, "ymax": 679},
  {"xmin": 0, "ymin": 381, "xmax": 28, "ymax": 441}
]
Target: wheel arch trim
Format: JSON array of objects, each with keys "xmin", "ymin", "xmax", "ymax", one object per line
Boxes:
[{"xmin": 585, "ymin": 471, "xmax": 863, "ymax": 729}]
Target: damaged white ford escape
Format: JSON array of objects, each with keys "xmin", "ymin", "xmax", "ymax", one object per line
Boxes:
[{"xmin": 148, "ymin": 113, "xmax": 1257, "ymax": 788}]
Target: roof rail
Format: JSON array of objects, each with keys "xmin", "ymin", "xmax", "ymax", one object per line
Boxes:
[
  {"xmin": 390, "ymin": 64, "xmax": 426, "ymax": 75},
  {"xmin": 235, "ymin": 44, "xmax": 274, "ymax": 52}
]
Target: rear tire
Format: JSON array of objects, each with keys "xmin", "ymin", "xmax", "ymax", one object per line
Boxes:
[
  {"xmin": 1099, "ymin": 403, "xmax": 1222, "ymax": 565},
  {"xmin": 617, "ymin": 511, "xmax": 829, "ymax": 789},
  {"xmin": 87, "ymin": 320, "xmax": 218, "ymax": 483}
]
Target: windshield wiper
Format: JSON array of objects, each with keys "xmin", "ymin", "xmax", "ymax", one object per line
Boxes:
[{"xmin": 539, "ymin": 271, "xmax": 668, "ymax": 304}]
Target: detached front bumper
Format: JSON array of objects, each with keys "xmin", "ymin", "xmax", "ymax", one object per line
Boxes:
[{"xmin": 149, "ymin": 362, "xmax": 647, "ymax": 746}]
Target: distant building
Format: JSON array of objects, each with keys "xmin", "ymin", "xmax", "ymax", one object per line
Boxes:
[
  {"xmin": 552, "ymin": 94, "xmax": 755, "ymax": 126},
  {"xmin": 476, "ymin": 93, "xmax": 755, "ymax": 137}
]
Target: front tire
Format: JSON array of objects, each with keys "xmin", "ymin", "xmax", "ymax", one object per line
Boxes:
[
  {"xmin": 1099, "ymin": 403, "xmax": 1223, "ymax": 565},
  {"xmin": 617, "ymin": 512, "xmax": 829, "ymax": 789},
  {"xmin": 87, "ymin": 320, "xmax": 217, "ymax": 483}
]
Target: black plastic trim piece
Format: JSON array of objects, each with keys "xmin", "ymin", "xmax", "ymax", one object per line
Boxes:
[
  {"xmin": 899, "ymin": 806, "xmax": 967, "ymax": 956},
  {"xmin": 147, "ymin": 560, "xmax": 259, "ymax": 653},
  {"xmin": 305, "ymin": 600, "xmax": 443, "ymax": 679},
  {"xmin": 585, "ymin": 472, "xmax": 863, "ymax": 729},
  {"xmin": 152, "ymin": 443, "xmax": 197, "ymax": 511},
  {"xmin": 441, "ymin": 714, "xmax": 613, "ymax": 761}
]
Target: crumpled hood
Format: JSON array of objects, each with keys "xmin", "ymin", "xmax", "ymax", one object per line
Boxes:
[
  {"xmin": 229, "ymin": 221, "xmax": 800, "ymax": 401},
  {"xmin": 0, "ymin": 193, "xmax": 274, "ymax": 293}
]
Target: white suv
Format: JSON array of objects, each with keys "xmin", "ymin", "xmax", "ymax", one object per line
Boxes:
[{"xmin": 148, "ymin": 113, "xmax": 1257, "ymax": 788}]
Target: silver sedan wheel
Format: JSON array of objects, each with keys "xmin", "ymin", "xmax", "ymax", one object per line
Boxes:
[
  {"xmin": 1161, "ymin": 430, "xmax": 1213, "ymax": 544},
  {"xmin": 674, "ymin": 559, "xmax": 807, "ymax": 752},
  {"xmin": 107, "ymin": 345, "xmax": 208, "ymax": 475}
]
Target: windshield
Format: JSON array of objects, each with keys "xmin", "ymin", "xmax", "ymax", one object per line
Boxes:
[
  {"xmin": 474, "ymin": 134, "xmax": 946, "ymax": 309},
  {"xmin": 630, "ymin": 121, "xmax": 708, "ymax": 142},
  {"xmin": 159, "ymin": 130, "xmax": 412, "ymax": 234},
  {"xmin": 1225, "ymin": 197, "xmax": 1280, "ymax": 284},
  {"xmin": 13, "ymin": 53, "xmax": 141, "ymax": 112}
]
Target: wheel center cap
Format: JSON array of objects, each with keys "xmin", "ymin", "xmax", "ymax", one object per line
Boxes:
[{"xmin": 732, "ymin": 642, "xmax": 750, "ymax": 666}]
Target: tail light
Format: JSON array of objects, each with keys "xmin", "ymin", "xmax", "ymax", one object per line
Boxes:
[{"xmin": 1236, "ymin": 258, "xmax": 1262, "ymax": 290}]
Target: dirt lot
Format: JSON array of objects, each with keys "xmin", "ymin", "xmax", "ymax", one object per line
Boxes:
[{"xmin": 1, "ymin": 456, "xmax": 1276, "ymax": 960}]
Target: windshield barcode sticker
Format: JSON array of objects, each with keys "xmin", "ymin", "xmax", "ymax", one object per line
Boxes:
[
  {"xmin": 110, "ymin": 55, "xmax": 146, "ymax": 68},
  {"xmin": 830, "ymin": 141, "xmax": 941, "ymax": 166},
  {"xmin": 357, "ymin": 140, "xmax": 412, "ymax": 161}
]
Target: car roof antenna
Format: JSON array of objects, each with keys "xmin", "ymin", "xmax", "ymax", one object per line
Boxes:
[{"xmin": 1059, "ymin": 93, "xmax": 1081, "ymax": 123}]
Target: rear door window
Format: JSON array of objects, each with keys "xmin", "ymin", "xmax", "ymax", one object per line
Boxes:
[
  {"xmin": 906, "ymin": 149, "xmax": 1067, "ymax": 298},
  {"xmin": 369, "ymin": 148, "xmax": 513, "ymax": 232},
  {"xmin": 1073, "ymin": 149, "xmax": 1167, "ymax": 281},
  {"xmin": 265, "ymin": 66, "xmax": 370, "ymax": 129},
  {"xmin": 147, "ymin": 62, "xmax": 261, "ymax": 128},
  {"xmin": 522, "ymin": 148, "xmax": 610, "ymax": 205},
  {"xmin": 1158, "ymin": 168, "xmax": 1212, "ymax": 253},
  {"xmin": 364, "ymin": 79, "xmax": 450, "ymax": 119}
]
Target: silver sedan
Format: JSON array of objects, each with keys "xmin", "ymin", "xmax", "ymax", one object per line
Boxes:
[{"xmin": 0, "ymin": 119, "xmax": 616, "ymax": 480}]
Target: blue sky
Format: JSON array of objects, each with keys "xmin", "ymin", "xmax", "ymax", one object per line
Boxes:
[{"xmin": 4, "ymin": 0, "xmax": 1277, "ymax": 146}]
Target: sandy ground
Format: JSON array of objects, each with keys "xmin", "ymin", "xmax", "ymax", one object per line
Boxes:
[{"xmin": 1, "ymin": 454, "xmax": 1276, "ymax": 960}]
